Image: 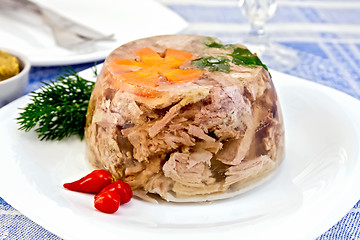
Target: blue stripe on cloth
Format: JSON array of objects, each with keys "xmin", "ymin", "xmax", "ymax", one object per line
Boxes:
[
  {"xmin": 339, "ymin": 43, "xmax": 360, "ymax": 73},
  {"xmin": 298, "ymin": 7, "xmax": 326, "ymax": 23},
  {"xmin": 284, "ymin": 41, "xmax": 360, "ymax": 99},
  {"xmin": 0, "ymin": 214, "xmax": 61, "ymax": 240},
  {"xmin": 0, "ymin": 198, "xmax": 61, "ymax": 240},
  {"xmin": 317, "ymin": 200, "xmax": 360, "ymax": 239},
  {"xmin": 281, "ymin": 42, "xmax": 328, "ymax": 58},
  {"xmin": 167, "ymin": 5, "xmax": 360, "ymax": 24},
  {"xmin": 317, "ymin": 8, "xmax": 360, "ymax": 24},
  {"xmin": 282, "ymin": 49, "xmax": 359, "ymax": 98},
  {"xmin": 0, "ymin": 197, "xmax": 11, "ymax": 210},
  {"xmin": 167, "ymin": 5, "xmax": 245, "ymax": 23}
]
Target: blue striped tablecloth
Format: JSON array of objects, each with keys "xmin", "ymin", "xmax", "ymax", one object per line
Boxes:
[{"xmin": 1, "ymin": 0, "xmax": 360, "ymax": 239}]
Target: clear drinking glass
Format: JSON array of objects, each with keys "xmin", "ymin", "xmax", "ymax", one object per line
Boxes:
[{"xmin": 240, "ymin": 0, "xmax": 298, "ymax": 72}]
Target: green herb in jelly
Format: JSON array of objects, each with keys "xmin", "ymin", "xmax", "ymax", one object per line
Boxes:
[{"xmin": 191, "ymin": 56, "xmax": 231, "ymax": 73}]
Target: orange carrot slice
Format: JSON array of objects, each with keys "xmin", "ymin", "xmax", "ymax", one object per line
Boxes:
[
  {"xmin": 118, "ymin": 71, "xmax": 158, "ymax": 88},
  {"xmin": 109, "ymin": 59, "xmax": 141, "ymax": 73},
  {"xmin": 165, "ymin": 48, "xmax": 194, "ymax": 61},
  {"xmin": 135, "ymin": 48, "xmax": 163, "ymax": 63},
  {"xmin": 164, "ymin": 69, "xmax": 205, "ymax": 83},
  {"xmin": 164, "ymin": 49, "xmax": 195, "ymax": 68},
  {"xmin": 109, "ymin": 48, "xmax": 204, "ymax": 96}
]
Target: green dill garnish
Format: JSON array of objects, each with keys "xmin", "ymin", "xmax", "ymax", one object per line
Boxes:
[
  {"xmin": 191, "ymin": 56, "xmax": 231, "ymax": 73},
  {"xmin": 16, "ymin": 68, "xmax": 95, "ymax": 141},
  {"xmin": 229, "ymin": 47, "xmax": 268, "ymax": 71}
]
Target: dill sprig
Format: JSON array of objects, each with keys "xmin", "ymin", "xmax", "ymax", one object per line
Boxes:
[{"xmin": 16, "ymin": 68, "xmax": 95, "ymax": 141}]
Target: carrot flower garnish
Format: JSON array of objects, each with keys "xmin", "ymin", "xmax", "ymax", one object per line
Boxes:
[{"xmin": 109, "ymin": 48, "xmax": 204, "ymax": 97}]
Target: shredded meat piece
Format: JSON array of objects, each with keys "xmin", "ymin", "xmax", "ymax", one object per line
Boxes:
[
  {"xmin": 149, "ymin": 88, "xmax": 210, "ymax": 137},
  {"xmin": 214, "ymin": 124, "xmax": 240, "ymax": 140},
  {"xmin": 125, "ymin": 156, "xmax": 162, "ymax": 188},
  {"xmin": 225, "ymin": 155, "xmax": 275, "ymax": 185},
  {"xmin": 124, "ymin": 162, "xmax": 143, "ymax": 175},
  {"xmin": 123, "ymin": 125, "xmax": 196, "ymax": 162},
  {"xmin": 216, "ymin": 119, "xmax": 255, "ymax": 165},
  {"xmin": 188, "ymin": 125, "xmax": 215, "ymax": 142},
  {"xmin": 216, "ymin": 105, "xmax": 262, "ymax": 165},
  {"xmin": 148, "ymin": 104, "xmax": 182, "ymax": 138},
  {"xmin": 194, "ymin": 86, "xmax": 252, "ymax": 140},
  {"xmin": 163, "ymin": 151, "xmax": 215, "ymax": 187},
  {"xmin": 143, "ymin": 174, "xmax": 173, "ymax": 199},
  {"xmin": 188, "ymin": 149, "xmax": 213, "ymax": 168},
  {"xmin": 195, "ymin": 141, "xmax": 223, "ymax": 154}
]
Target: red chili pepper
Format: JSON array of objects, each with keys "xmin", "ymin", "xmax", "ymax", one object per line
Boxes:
[
  {"xmin": 63, "ymin": 169, "xmax": 113, "ymax": 194},
  {"xmin": 94, "ymin": 191, "xmax": 121, "ymax": 214},
  {"xmin": 98, "ymin": 180, "xmax": 133, "ymax": 205}
]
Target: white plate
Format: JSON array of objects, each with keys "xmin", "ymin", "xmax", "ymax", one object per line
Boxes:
[
  {"xmin": 0, "ymin": 0, "xmax": 187, "ymax": 66},
  {"xmin": 1, "ymin": 69, "xmax": 360, "ymax": 240}
]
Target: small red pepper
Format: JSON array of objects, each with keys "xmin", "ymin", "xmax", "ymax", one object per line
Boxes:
[
  {"xmin": 94, "ymin": 191, "xmax": 121, "ymax": 214},
  {"xmin": 97, "ymin": 180, "xmax": 133, "ymax": 205},
  {"xmin": 63, "ymin": 169, "xmax": 113, "ymax": 194}
]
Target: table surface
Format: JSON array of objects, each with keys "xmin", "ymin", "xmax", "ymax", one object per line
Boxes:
[{"xmin": 1, "ymin": 0, "xmax": 360, "ymax": 239}]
